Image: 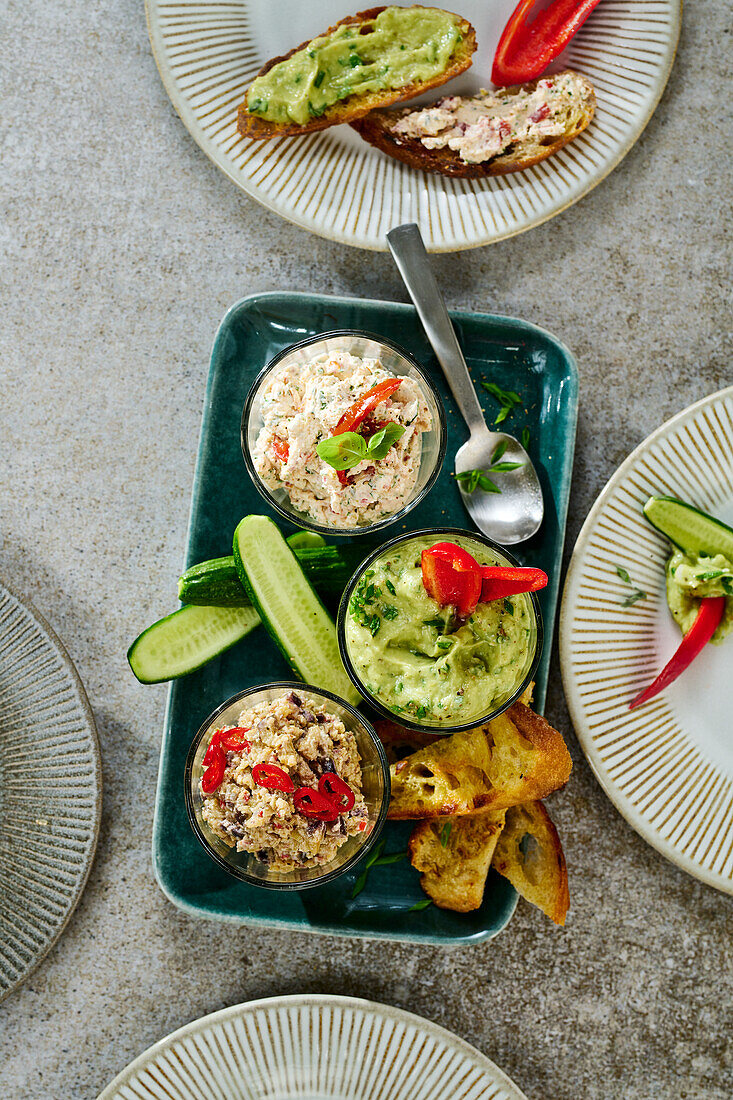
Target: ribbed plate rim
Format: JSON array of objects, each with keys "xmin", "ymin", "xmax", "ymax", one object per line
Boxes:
[
  {"xmin": 560, "ymin": 385, "xmax": 733, "ymax": 895},
  {"xmin": 98, "ymin": 993, "xmax": 529, "ymax": 1100},
  {"xmin": 0, "ymin": 578, "xmax": 103, "ymax": 1002}
]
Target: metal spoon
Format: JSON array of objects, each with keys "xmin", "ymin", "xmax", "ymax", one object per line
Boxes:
[{"xmin": 387, "ymin": 223, "xmax": 543, "ymax": 545}]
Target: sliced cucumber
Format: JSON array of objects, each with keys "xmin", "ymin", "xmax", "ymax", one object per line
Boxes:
[
  {"xmin": 128, "ymin": 604, "xmax": 259, "ymax": 684},
  {"xmin": 178, "ymin": 543, "xmax": 365, "ymax": 607},
  {"xmin": 643, "ymin": 496, "xmax": 733, "ymax": 560},
  {"xmin": 233, "ymin": 514, "xmax": 361, "ymax": 705}
]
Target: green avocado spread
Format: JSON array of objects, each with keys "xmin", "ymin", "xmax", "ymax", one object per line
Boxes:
[
  {"xmin": 344, "ymin": 534, "xmax": 536, "ymax": 728},
  {"xmin": 247, "ymin": 7, "xmax": 463, "ymax": 126},
  {"xmin": 666, "ymin": 550, "xmax": 733, "ymax": 643}
]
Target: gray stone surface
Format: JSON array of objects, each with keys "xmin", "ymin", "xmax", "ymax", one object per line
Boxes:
[{"xmin": 1, "ymin": 2, "xmax": 731, "ymax": 1097}]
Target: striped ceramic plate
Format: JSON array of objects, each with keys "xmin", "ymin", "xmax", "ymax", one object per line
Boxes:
[
  {"xmin": 0, "ymin": 581, "xmax": 102, "ymax": 1002},
  {"xmin": 99, "ymin": 995, "xmax": 528, "ymax": 1099},
  {"xmin": 560, "ymin": 388, "xmax": 733, "ymax": 895},
  {"xmin": 145, "ymin": 1, "xmax": 681, "ymax": 251}
]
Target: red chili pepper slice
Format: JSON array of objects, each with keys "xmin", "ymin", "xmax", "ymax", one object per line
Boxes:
[
  {"xmin": 221, "ymin": 729, "xmax": 251, "ymax": 752},
  {"xmin": 492, "ymin": 0, "xmax": 603, "ymax": 86},
  {"xmin": 272, "ymin": 437, "xmax": 289, "ymax": 464},
  {"xmin": 293, "ymin": 787, "xmax": 340, "ymax": 822},
  {"xmin": 318, "ymin": 773, "xmax": 355, "ymax": 812},
  {"xmin": 421, "ymin": 542, "xmax": 483, "ymax": 618},
  {"xmin": 201, "ymin": 746, "xmax": 226, "ymax": 794},
  {"xmin": 203, "ymin": 729, "xmax": 225, "ymax": 766},
  {"xmin": 204, "ymin": 726, "xmax": 251, "ymax": 764},
  {"xmin": 480, "ymin": 566, "xmax": 548, "ymax": 602},
  {"xmin": 252, "ymin": 762, "xmax": 295, "ymax": 793},
  {"xmin": 629, "ymin": 596, "xmax": 726, "ymax": 710}
]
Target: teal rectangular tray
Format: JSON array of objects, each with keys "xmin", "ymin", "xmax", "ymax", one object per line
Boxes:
[{"xmin": 153, "ymin": 291, "xmax": 578, "ymax": 944}]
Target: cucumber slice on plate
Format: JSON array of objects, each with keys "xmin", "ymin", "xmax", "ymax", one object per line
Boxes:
[
  {"xmin": 233, "ymin": 514, "xmax": 361, "ymax": 705},
  {"xmin": 128, "ymin": 604, "xmax": 259, "ymax": 684},
  {"xmin": 644, "ymin": 496, "xmax": 733, "ymax": 559}
]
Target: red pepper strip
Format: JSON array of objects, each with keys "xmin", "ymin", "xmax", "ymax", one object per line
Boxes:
[
  {"xmin": 332, "ymin": 378, "xmax": 402, "ymax": 487},
  {"xmin": 252, "ymin": 762, "xmax": 295, "ymax": 793},
  {"xmin": 319, "ymin": 773, "xmax": 355, "ymax": 812},
  {"xmin": 480, "ymin": 566, "xmax": 548, "ymax": 602},
  {"xmin": 492, "ymin": 0, "xmax": 603, "ymax": 86},
  {"xmin": 629, "ymin": 597, "xmax": 726, "ymax": 710},
  {"xmin": 272, "ymin": 437, "xmax": 289, "ymax": 464},
  {"xmin": 334, "ymin": 378, "xmax": 401, "ymax": 435},
  {"xmin": 293, "ymin": 787, "xmax": 340, "ymax": 822},
  {"xmin": 421, "ymin": 542, "xmax": 483, "ymax": 618},
  {"xmin": 201, "ymin": 746, "xmax": 226, "ymax": 794}
]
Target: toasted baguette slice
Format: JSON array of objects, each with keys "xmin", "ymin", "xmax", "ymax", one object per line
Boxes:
[
  {"xmin": 492, "ymin": 800, "xmax": 569, "ymax": 925},
  {"xmin": 351, "ymin": 70, "xmax": 595, "ymax": 178},
  {"xmin": 408, "ymin": 811, "xmax": 505, "ymax": 912},
  {"xmin": 387, "ymin": 702, "xmax": 572, "ymax": 819},
  {"xmin": 238, "ymin": 7, "xmax": 476, "ymax": 139}
]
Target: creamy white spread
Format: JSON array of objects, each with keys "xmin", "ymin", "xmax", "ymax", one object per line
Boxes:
[
  {"xmin": 253, "ymin": 350, "xmax": 431, "ymax": 528},
  {"xmin": 392, "ymin": 73, "xmax": 587, "ymax": 164}
]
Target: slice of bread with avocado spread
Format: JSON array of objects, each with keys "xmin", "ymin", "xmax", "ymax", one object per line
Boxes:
[
  {"xmin": 351, "ymin": 69, "xmax": 595, "ymax": 177},
  {"xmin": 238, "ymin": 6, "xmax": 476, "ymax": 139}
]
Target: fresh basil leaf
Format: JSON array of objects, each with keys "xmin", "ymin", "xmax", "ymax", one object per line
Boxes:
[
  {"xmin": 367, "ymin": 422, "xmax": 405, "ymax": 460},
  {"xmin": 316, "ymin": 431, "xmax": 367, "ymax": 471}
]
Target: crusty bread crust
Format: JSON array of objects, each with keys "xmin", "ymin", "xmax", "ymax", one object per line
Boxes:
[
  {"xmin": 350, "ymin": 70, "xmax": 596, "ymax": 177},
  {"xmin": 237, "ymin": 7, "xmax": 476, "ymax": 139},
  {"xmin": 387, "ymin": 701, "xmax": 572, "ymax": 820},
  {"xmin": 492, "ymin": 800, "xmax": 569, "ymax": 925}
]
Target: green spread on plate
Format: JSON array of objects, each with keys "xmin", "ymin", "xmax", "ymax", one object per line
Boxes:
[
  {"xmin": 666, "ymin": 550, "xmax": 733, "ymax": 642},
  {"xmin": 344, "ymin": 534, "xmax": 535, "ymax": 727},
  {"xmin": 247, "ymin": 7, "xmax": 463, "ymax": 126}
]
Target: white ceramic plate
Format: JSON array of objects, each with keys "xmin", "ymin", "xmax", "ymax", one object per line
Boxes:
[
  {"xmin": 0, "ymin": 581, "xmax": 102, "ymax": 1001},
  {"xmin": 145, "ymin": 1, "xmax": 681, "ymax": 251},
  {"xmin": 560, "ymin": 387, "xmax": 733, "ymax": 895},
  {"xmin": 99, "ymin": 994, "xmax": 528, "ymax": 1100}
]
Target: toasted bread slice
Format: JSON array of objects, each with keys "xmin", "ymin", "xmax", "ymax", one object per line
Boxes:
[
  {"xmin": 373, "ymin": 719, "xmax": 442, "ymax": 765},
  {"xmin": 387, "ymin": 702, "xmax": 572, "ymax": 819},
  {"xmin": 238, "ymin": 7, "xmax": 476, "ymax": 139},
  {"xmin": 408, "ymin": 811, "xmax": 505, "ymax": 912},
  {"xmin": 492, "ymin": 800, "xmax": 569, "ymax": 925},
  {"xmin": 351, "ymin": 70, "xmax": 595, "ymax": 177}
]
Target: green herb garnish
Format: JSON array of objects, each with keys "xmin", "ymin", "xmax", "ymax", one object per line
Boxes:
[
  {"xmin": 439, "ymin": 822, "xmax": 452, "ymax": 848},
  {"xmin": 622, "ymin": 590, "xmax": 647, "ymax": 607},
  {"xmin": 481, "ymin": 381, "xmax": 522, "ymax": 425},
  {"xmin": 453, "ymin": 442, "xmax": 524, "ymax": 495},
  {"xmin": 350, "ymin": 840, "xmax": 406, "ymax": 899},
  {"xmin": 316, "ymin": 424, "xmax": 405, "ymax": 472},
  {"xmin": 382, "ymin": 605, "xmax": 399, "ymax": 620},
  {"xmin": 409, "ymin": 898, "xmax": 433, "ymax": 912},
  {"xmin": 616, "ymin": 566, "xmax": 632, "ymax": 584},
  {"xmin": 521, "ymin": 427, "xmax": 531, "ymax": 451}
]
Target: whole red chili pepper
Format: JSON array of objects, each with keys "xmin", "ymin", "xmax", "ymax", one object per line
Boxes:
[
  {"xmin": 293, "ymin": 787, "xmax": 340, "ymax": 822},
  {"xmin": 252, "ymin": 762, "xmax": 295, "ymax": 793},
  {"xmin": 318, "ymin": 773, "xmax": 355, "ymax": 812},
  {"xmin": 201, "ymin": 746, "xmax": 226, "ymax": 794},
  {"xmin": 421, "ymin": 542, "xmax": 483, "ymax": 618},
  {"xmin": 480, "ymin": 566, "xmax": 548, "ymax": 602},
  {"xmin": 492, "ymin": 0, "xmax": 603, "ymax": 86},
  {"xmin": 629, "ymin": 596, "xmax": 726, "ymax": 710}
]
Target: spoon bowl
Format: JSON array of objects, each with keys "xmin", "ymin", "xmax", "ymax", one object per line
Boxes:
[{"xmin": 387, "ymin": 223, "xmax": 544, "ymax": 545}]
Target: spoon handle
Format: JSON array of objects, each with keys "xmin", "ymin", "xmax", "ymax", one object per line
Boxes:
[{"xmin": 387, "ymin": 223, "xmax": 488, "ymax": 435}]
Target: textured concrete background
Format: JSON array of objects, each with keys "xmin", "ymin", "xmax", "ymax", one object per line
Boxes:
[{"xmin": 1, "ymin": 1, "xmax": 731, "ymax": 1097}]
